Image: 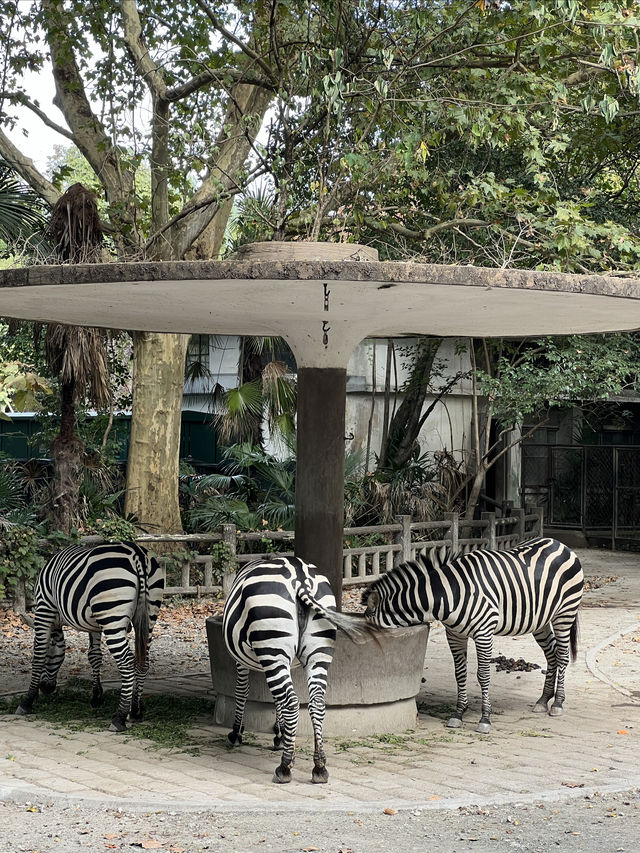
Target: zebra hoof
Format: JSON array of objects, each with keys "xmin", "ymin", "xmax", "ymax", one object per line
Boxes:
[
  {"xmin": 532, "ymin": 701, "xmax": 548, "ymax": 714},
  {"xmin": 40, "ymin": 679, "xmax": 56, "ymax": 695},
  {"xmin": 447, "ymin": 716, "xmax": 463, "ymax": 729},
  {"xmin": 108, "ymin": 715, "xmax": 127, "ymax": 733},
  {"xmin": 312, "ymin": 766, "xmax": 329, "ymax": 784},
  {"xmin": 272, "ymin": 736, "xmax": 282, "ymax": 751},
  {"xmin": 273, "ymin": 764, "xmax": 292, "ymax": 784},
  {"xmin": 14, "ymin": 704, "xmax": 29, "ymax": 716},
  {"xmin": 549, "ymin": 704, "xmax": 564, "ymax": 717},
  {"xmin": 475, "ymin": 721, "xmax": 491, "ymax": 734}
]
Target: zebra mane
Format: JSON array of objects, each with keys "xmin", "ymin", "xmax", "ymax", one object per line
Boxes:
[{"xmin": 420, "ymin": 544, "xmax": 454, "ymax": 571}]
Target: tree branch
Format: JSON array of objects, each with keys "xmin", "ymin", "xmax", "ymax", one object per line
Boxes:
[
  {"xmin": 0, "ymin": 91, "xmax": 74, "ymax": 141},
  {"xmin": 0, "ymin": 128, "xmax": 61, "ymax": 208},
  {"xmin": 120, "ymin": 0, "xmax": 168, "ymax": 99},
  {"xmin": 193, "ymin": 0, "xmax": 276, "ymax": 83},
  {"xmin": 41, "ymin": 0, "xmax": 137, "ymax": 234}
]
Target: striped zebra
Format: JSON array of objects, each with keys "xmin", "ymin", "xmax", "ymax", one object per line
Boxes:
[
  {"xmin": 362, "ymin": 537, "xmax": 583, "ymax": 733},
  {"xmin": 223, "ymin": 556, "xmax": 374, "ymax": 784},
  {"xmin": 16, "ymin": 542, "xmax": 164, "ymax": 732}
]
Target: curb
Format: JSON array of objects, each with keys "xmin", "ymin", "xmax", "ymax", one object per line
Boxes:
[
  {"xmin": 2, "ymin": 777, "xmax": 640, "ymax": 814},
  {"xmin": 585, "ymin": 622, "xmax": 640, "ymax": 701}
]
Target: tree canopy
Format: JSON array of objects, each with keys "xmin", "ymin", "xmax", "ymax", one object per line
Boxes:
[{"xmin": 2, "ymin": 0, "xmax": 640, "ymax": 530}]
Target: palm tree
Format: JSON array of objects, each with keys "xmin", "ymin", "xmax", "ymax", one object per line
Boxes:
[{"xmin": 45, "ymin": 183, "xmax": 111, "ymax": 532}]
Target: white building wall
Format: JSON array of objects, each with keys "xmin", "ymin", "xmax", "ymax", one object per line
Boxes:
[
  {"xmin": 345, "ymin": 338, "xmax": 474, "ymax": 467},
  {"xmin": 181, "ymin": 335, "xmax": 476, "ymax": 468}
]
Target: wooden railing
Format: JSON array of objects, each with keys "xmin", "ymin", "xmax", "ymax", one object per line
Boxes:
[
  {"xmin": 5, "ymin": 507, "xmax": 543, "ymax": 605},
  {"xmin": 140, "ymin": 506, "xmax": 543, "ymax": 595}
]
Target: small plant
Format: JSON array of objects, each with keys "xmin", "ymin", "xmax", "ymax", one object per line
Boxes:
[
  {"xmin": 89, "ymin": 516, "xmax": 137, "ymax": 542},
  {"xmin": 0, "ymin": 524, "xmax": 44, "ymax": 600}
]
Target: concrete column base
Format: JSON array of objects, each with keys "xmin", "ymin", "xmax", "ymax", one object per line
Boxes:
[{"xmin": 206, "ymin": 616, "xmax": 430, "ymax": 736}]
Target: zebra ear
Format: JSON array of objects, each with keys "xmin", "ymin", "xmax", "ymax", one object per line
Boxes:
[{"xmin": 364, "ymin": 589, "xmax": 380, "ymax": 610}]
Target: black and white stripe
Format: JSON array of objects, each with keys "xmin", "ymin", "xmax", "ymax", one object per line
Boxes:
[
  {"xmin": 16, "ymin": 542, "xmax": 164, "ymax": 731},
  {"xmin": 362, "ymin": 537, "xmax": 583, "ymax": 733},
  {"xmin": 223, "ymin": 556, "xmax": 373, "ymax": 784}
]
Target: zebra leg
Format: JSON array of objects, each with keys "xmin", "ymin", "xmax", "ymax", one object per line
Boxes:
[
  {"xmin": 272, "ymin": 709, "xmax": 283, "ymax": 751},
  {"xmin": 264, "ymin": 663, "xmax": 299, "ymax": 784},
  {"xmin": 130, "ymin": 627, "xmax": 152, "ymax": 723},
  {"xmin": 101, "ymin": 623, "xmax": 135, "ymax": 732},
  {"xmin": 474, "ymin": 633, "xmax": 494, "ymax": 734},
  {"xmin": 549, "ymin": 620, "xmax": 572, "ymax": 717},
  {"xmin": 228, "ymin": 663, "xmax": 249, "ymax": 746},
  {"xmin": 445, "ymin": 630, "xmax": 469, "ymax": 729},
  {"xmin": 87, "ymin": 631, "xmax": 104, "ymax": 708},
  {"xmin": 304, "ymin": 662, "xmax": 330, "ymax": 784},
  {"xmin": 16, "ymin": 607, "xmax": 57, "ymax": 715},
  {"xmin": 40, "ymin": 626, "xmax": 65, "ymax": 694},
  {"xmin": 532, "ymin": 624, "xmax": 557, "ymax": 713}
]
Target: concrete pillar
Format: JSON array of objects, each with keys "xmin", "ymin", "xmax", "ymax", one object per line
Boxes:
[{"xmin": 295, "ymin": 366, "xmax": 347, "ymax": 608}]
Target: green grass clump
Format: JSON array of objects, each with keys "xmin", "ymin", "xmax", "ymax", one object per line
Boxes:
[{"xmin": 0, "ymin": 678, "xmax": 216, "ymax": 754}]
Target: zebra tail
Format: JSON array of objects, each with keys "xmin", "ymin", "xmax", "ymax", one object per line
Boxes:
[
  {"xmin": 570, "ymin": 613, "xmax": 579, "ymax": 663},
  {"xmin": 323, "ymin": 609, "xmax": 382, "ymax": 645},
  {"xmin": 133, "ymin": 556, "xmax": 152, "ymax": 669},
  {"xmin": 296, "ymin": 585, "xmax": 380, "ymax": 645}
]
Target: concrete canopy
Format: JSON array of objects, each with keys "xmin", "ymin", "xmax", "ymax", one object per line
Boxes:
[
  {"xmin": 1, "ymin": 251, "xmax": 640, "ymax": 369},
  {"xmin": 2, "ymin": 243, "xmax": 640, "ymax": 604}
]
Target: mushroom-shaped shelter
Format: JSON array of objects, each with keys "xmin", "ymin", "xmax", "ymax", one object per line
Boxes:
[{"xmin": 2, "ymin": 242, "xmax": 640, "ymax": 602}]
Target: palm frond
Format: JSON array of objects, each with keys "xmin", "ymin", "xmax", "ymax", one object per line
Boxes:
[
  {"xmin": 215, "ymin": 380, "xmax": 264, "ymax": 444},
  {"xmin": 45, "ymin": 325, "xmax": 111, "ymax": 408},
  {"xmin": 0, "ymin": 164, "xmax": 45, "ymax": 244}
]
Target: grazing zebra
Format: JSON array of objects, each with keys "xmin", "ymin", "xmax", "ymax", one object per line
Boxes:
[
  {"xmin": 223, "ymin": 556, "xmax": 375, "ymax": 784},
  {"xmin": 16, "ymin": 542, "xmax": 164, "ymax": 732},
  {"xmin": 362, "ymin": 537, "xmax": 583, "ymax": 733}
]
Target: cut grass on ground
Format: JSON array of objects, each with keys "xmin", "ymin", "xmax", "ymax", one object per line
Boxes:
[{"xmin": 0, "ymin": 678, "xmax": 216, "ymax": 754}]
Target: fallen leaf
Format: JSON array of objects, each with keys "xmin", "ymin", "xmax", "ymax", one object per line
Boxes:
[
  {"xmin": 429, "ymin": 795, "xmax": 441, "ymax": 801},
  {"xmin": 617, "ymin": 730, "xmax": 629, "ymax": 735},
  {"xmin": 561, "ymin": 782, "xmax": 585, "ymax": 788},
  {"xmin": 104, "ymin": 834, "xmax": 119, "ymax": 840},
  {"xmin": 383, "ymin": 807, "xmax": 397, "ymax": 815}
]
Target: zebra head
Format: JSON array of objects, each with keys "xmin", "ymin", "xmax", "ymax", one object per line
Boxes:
[{"xmin": 361, "ymin": 573, "xmax": 414, "ymax": 628}]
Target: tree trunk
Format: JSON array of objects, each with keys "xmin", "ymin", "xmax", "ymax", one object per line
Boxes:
[
  {"xmin": 124, "ymin": 332, "xmax": 190, "ymax": 533},
  {"xmin": 49, "ymin": 378, "xmax": 83, "ymax": 534},
  {"xmin": 378, "ymin": 338, "xmax": 441, "ymax": 472}
]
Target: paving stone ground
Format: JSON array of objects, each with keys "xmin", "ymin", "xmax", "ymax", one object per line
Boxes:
[{"xmin": 1, "ymin": 547, "xmax": 639, "ymax": 812}]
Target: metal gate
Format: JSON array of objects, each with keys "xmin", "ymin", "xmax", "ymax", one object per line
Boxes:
[{"xmin": 522, "ymin": 444, "xmax": 640, "ymax": 547}]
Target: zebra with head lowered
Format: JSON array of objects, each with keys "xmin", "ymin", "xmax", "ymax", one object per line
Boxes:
[
  {"xmin": 223, "ymin": 556, "xmax": 375, "ymax": 784},
  {"xmin": 362, "ymin": 537, "xmax": 583, "ymax": 734},
  {"xmin": 16, "ymin": 542, "xmax": 164, "ymax": 732}
]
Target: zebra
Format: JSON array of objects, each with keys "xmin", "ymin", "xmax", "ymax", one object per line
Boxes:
[
  {"xmin": 222, "ymin": 556, "xmax": 376, "ymax": 784},
  {"xmin": 361, "ymin": 537, "xmax": 583, "ymax": 734},
  {"xmin": 16, "ymin": 542, "xmax": 164, "ymax": 732}
]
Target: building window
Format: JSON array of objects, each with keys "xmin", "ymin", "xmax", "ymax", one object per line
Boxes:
[{"xmin": 185, "ymin": 334, "xmax": 210, "ymax": 380}]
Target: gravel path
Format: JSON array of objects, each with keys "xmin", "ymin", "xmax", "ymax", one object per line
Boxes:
[{"xmin": 1, "ymin": 788, "xmax": 639, "ymax": 852}]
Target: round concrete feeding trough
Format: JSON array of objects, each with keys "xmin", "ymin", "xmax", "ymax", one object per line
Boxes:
[
  {"xmin": 206, "ymin": 616, "xmax": 429, "ymax": 736},
  {"xmin": 3, "ymin": 241, "xmax": 640, "ymax": 735}
]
